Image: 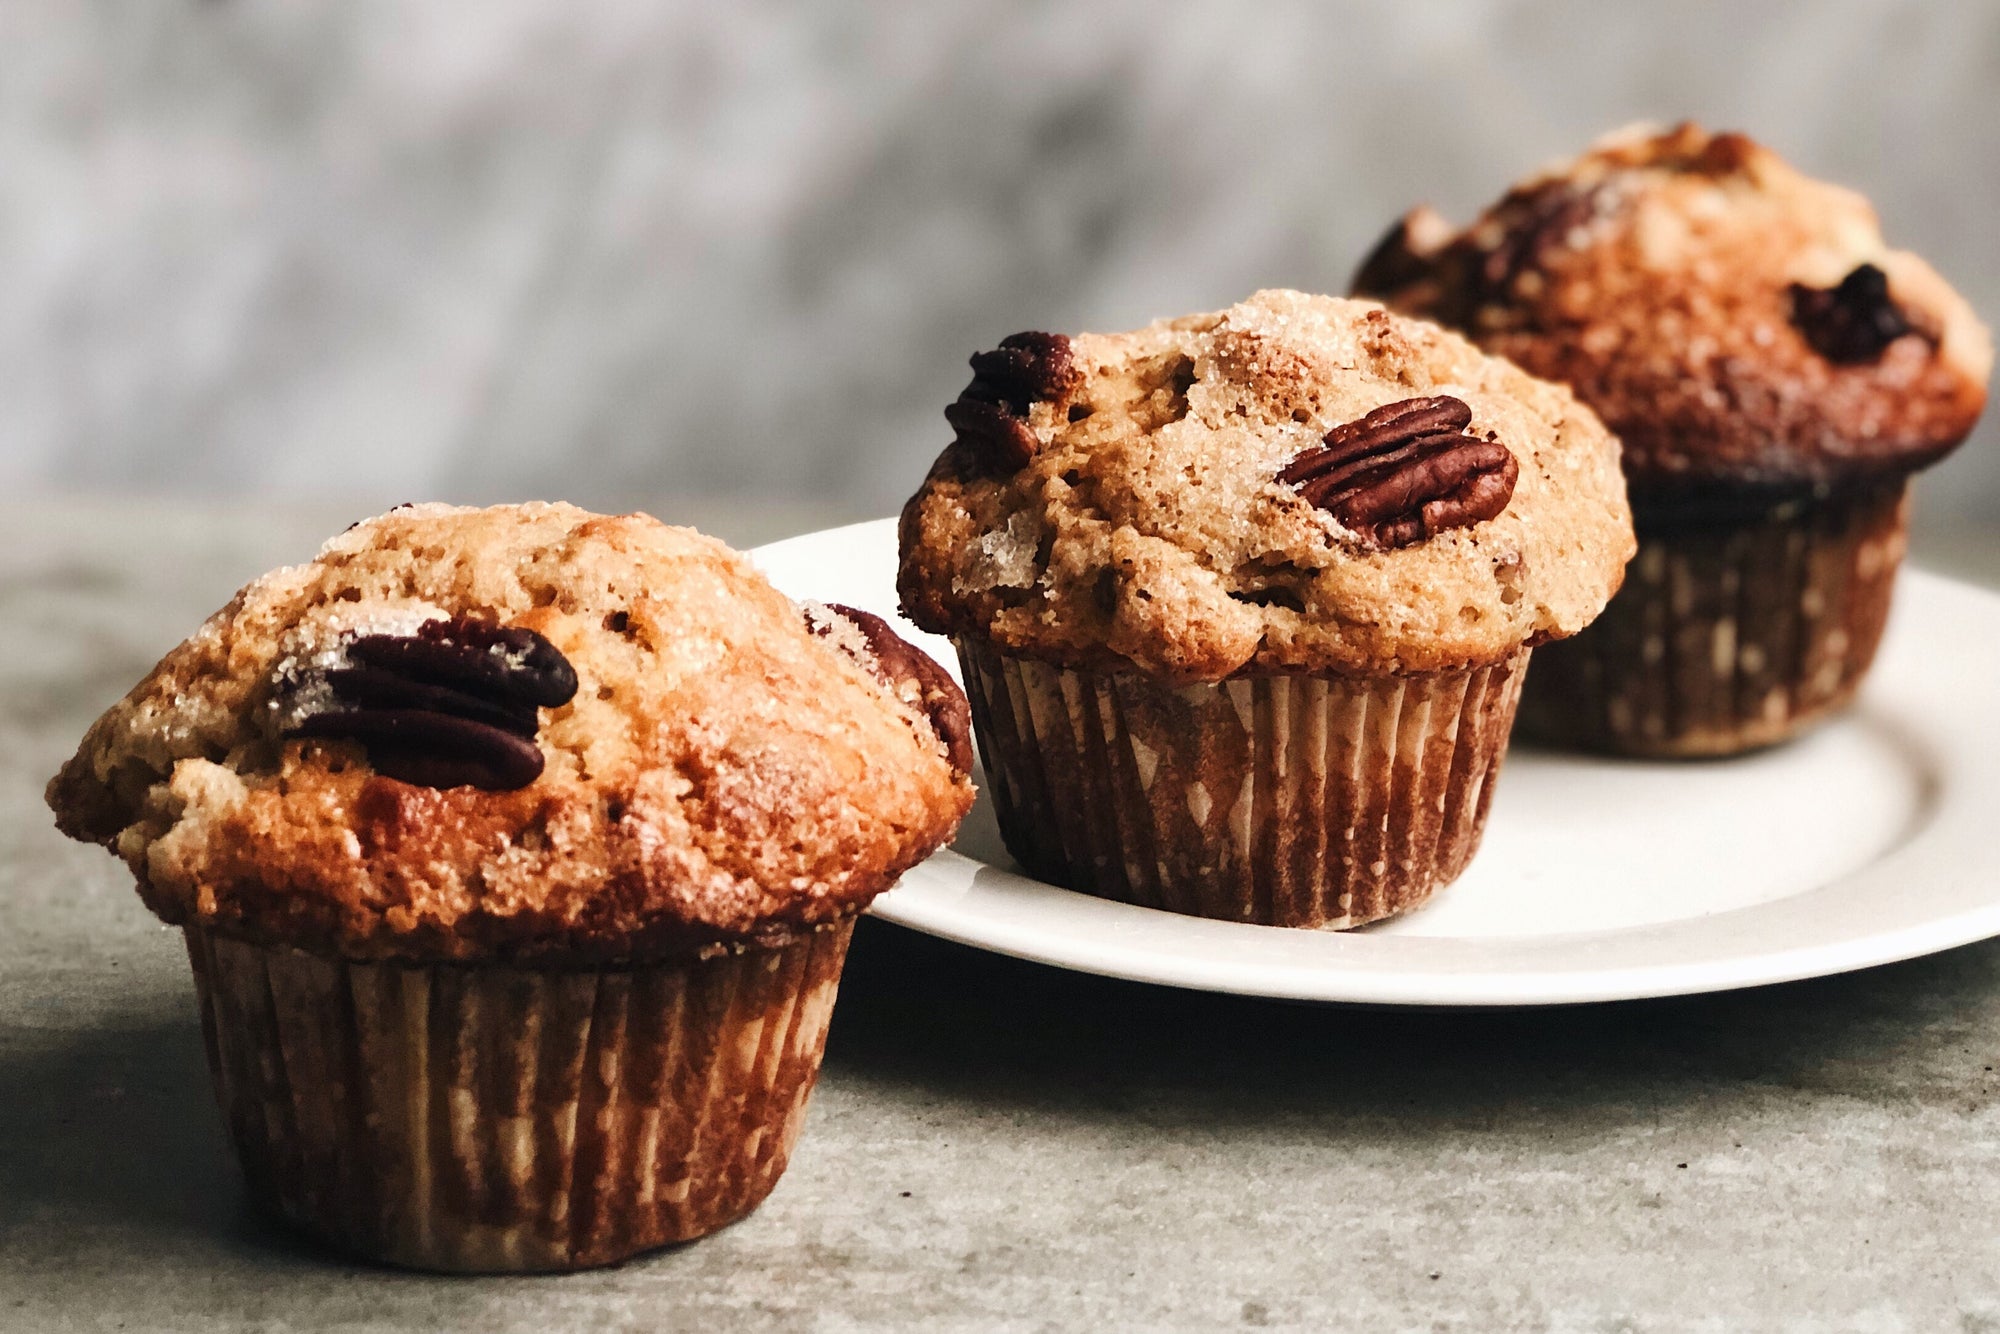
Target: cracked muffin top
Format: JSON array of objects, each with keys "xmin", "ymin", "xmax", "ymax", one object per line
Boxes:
[
  {"xmin": 898, "ymin": 289, "xmax": 1634, "ymax": 681},
  {"xmin": 1353, "ymin": 123, "xmax": 1991, "ymax": 496},
  {"xmin": 48, "ymin": 503, "xmax": 974, "ymax": 964}
]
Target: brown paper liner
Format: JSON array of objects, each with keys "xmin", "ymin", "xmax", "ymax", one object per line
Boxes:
[
  {"xmin": 956, "ymin": 637, "xmax": 1528, "ymax": 929},
  {"xmin": 184, "ymin": 920, "xmax": 853, "ymax": 1272},
  {"xmin": 1518, "ymin": 480, "xmax": 1909, "ymax": 757}
]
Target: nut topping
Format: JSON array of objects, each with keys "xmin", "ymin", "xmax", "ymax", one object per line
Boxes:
[
  {"xmin": 283, "ymin": 615, "xmax": 579, "ymax": 790},
  {"xmin": 944, "ymin": 331, "xmax": 1082, "ymax": 473},
  {"xmin": 1352, "ymin": 185, "xmax": 1603, "ymax": 323},
  {"xmin": 813, "ymin": 603, "xmax": 973, "ymax": 777},
  {"xmin": 1350, "ymin": 207, "xmax": 1452, "ymax": 299},
  {"xmin": 1279, "ymin": 396, "xmax": 1519, "ymax": 549},
  {"xmin": 1468, "ymin": 182, "xmax": 1602, "ymax": 304},
  {"xmin": 1788, "ymin": 263, "xmax": 1922, "ymax": 365}
]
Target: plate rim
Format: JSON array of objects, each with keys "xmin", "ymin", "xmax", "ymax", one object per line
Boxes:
[{"xmin": 754, "ymin": 518, "xmax": 2000, "ymax": 1007}]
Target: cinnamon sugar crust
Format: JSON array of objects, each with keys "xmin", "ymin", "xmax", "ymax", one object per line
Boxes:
[
  {"xmin": 899, "ymin": 290, "xmax": 1634, "ymax": 681},
  {"xmin": 47, "ymin": 503, "xmax": 974, "ymax": 963},
  {"xmin": 1354, "ymin": 123, "xmax": 1992, "ymax": 493}
]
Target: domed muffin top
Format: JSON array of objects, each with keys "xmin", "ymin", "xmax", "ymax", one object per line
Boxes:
[
  {"xmin": 48, "ymin": 503, "xmax": 973, "ymax": 964},
  {"xmin": 899, "ymin": 289, "xmax": 1634, "ymax": 681},
  {"xmin": 1354, "ymin": 123, "xmax": 1991, "ymax": 495}
]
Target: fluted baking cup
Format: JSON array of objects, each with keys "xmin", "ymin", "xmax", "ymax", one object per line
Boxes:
[
  {"xmin": 1519, "ymin": 480, "xmax": 1908, "ymax": 757},
  {"xmin": 185, "ymin": 920, "xmax": 852, "ymax": 1272},
  {"xmin": 957, "ymin": 637, "xmax": 1528, "ymax": 929}
]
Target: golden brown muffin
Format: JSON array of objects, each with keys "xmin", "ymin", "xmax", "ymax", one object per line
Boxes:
[
  {"xmin": 901, "ymin": 289, "xmax": 1633, "ymax": 682},
  {"xmin": 900, "ymin": 291, "xmax": 1633, "ymax": 928},
  {"xmin": 48, "ymin": 502, "xmax": 973, "ymax": 1271},
  {"xmin": 1354, "ymin": 122, "xmax": 1990, "ymax": 492},
  {"xmin": 1355, "ymin": 124, "xmax": 1991, "ymax": 755},
  {"xmin": 51, "ymin": 501, "xmax": 972, "ymax": 963}
]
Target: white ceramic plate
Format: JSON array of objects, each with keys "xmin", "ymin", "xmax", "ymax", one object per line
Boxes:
[{"xmin": 754, "ymin": 519, "xmax": 2000, "ymax": 1006}]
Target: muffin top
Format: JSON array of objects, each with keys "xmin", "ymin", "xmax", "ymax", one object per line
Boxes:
[
  {"xmin": 48, "ymin": 503, "xmax": 974, "ymax": 964},
  {"xmin": 899, "ymin": 289, "xmax": 1634, "ymax": 681},
  {"xmin": 1353, "ymin": 123, "xmax": 1992, "ymax": 495}
]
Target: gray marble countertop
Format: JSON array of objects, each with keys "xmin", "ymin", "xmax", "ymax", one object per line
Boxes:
[{"xmin": 6, "ymin": 497, "xmax": 2000, "ymax": 1333}]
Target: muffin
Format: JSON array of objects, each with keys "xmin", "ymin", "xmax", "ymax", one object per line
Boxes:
[
  {"xmin": 1354, "ymin": 123, "xmax": 1992, "ymax": 755},
  {"xmin": 899, "ymin": 290, "xmax": 1632, "ymax": 928},
  {"xmin": 46, "ymin": 502, "xmax": 973, "ymax": 1272}
]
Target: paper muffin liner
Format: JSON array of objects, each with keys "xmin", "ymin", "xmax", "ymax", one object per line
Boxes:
[
  {"xmin": 956, "ymin": 637, "xmax": 1529, "ymax": 929},
  {"xmin": 184, "ymin": 919, "xmax": 853, "ymax": 1273},
  {"xmin": 1517, "ymin": 479, "xmax": 1909, "ymax": 757}
]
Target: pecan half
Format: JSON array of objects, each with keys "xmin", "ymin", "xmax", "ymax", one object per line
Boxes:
[
  {"xmin": 1279, "ymin": 396, "xmax": 1519, "ymax": 549},
  {"xmin": 1352, "ymin": 186, "xmax": 1605, "ymax": 329},
  {"xmin": 1472, "ymin": 182, "xmax": 1601, "ymax": 304},
  {"xmin": 284, "ymin": 615, "xmax": 579, "ymax": 790},
  {"xmin": 1356, "ymin": 132, "xmax": 1780, "ymax": 318},
  {"xmin": 944, "ymin": 331, "xmax": 1081, "ymax": 473},
  {"xmin": 1350, "ymin": 208, "xmax": 1450, "ymax": 298},
  {"xmin": 814, "ymin": 603, "xmax": 973, "ymax": 777},
  {"xmin": 1788, "ymin": 263, "xmax": 1922, "ymax": 365}
]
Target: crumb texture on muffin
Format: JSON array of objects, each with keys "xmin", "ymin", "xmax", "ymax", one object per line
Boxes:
[
  {"xmin": 899, "ymin": 289, "xmax": 1634, "ymax": 680},
  {"xmin": 48, "ymin": 503, "xmax": 974, "ymax": 963},
  {"xmin": 1354, "ymin": 122, "xmax": 1992, "ymax": 491}
]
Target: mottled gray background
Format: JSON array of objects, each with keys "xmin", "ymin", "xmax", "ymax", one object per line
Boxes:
[{"xmin": 5, "ymin": 0, "xmax": 1997, "ymax": 537}]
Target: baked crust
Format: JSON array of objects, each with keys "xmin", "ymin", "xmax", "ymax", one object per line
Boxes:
[
  {"xmin": 898, "ymin": 290, "xmax": 1634, "ymax": 680},
  {"xmin": 1354, "ymin": 123, "xmax": 1992, "ymax": 492},
  {"xmin": 47, "ymin": 503, "xmax": 974, "ymax": 964}
]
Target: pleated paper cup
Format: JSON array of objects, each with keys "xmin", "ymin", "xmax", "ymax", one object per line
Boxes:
[
  {"xmin": 1517, "ymin": 479, "xmax": 1908, "ymax": 757},
  {"xmin": 184, "ymin": 919, "xmax": 853, "ymax": 1273},
  {"xmin": 956, "ymin": 636, "xmax": 1529, "ymax": 929}
]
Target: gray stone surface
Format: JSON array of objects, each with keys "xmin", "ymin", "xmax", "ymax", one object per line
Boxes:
[{"xmin": 6, "ymin": 499, "xmax": 2000, "ymax": 1332}]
